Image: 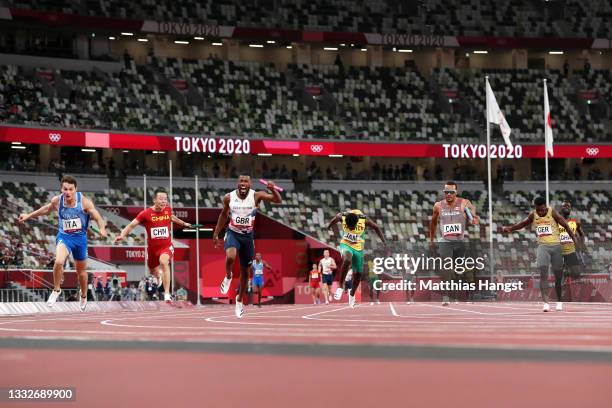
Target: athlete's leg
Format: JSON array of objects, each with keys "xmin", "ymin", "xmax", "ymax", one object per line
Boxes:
[
  {"xmin": 552, "ymin": 267, "xmax": 563, "ymax": 302},
  {"xmin": 258, "ymin": 283, "xmax": 262, "ymax": 306},
  {"xmin": 338, "ymin": 251, "xmax": 353, "ymax": 284},
  {"xmin": 53, "ymin": 243, "xmax": 70, "ymax": 291},
  {"xmin": 539, "ymin": 266, "xmax": 550, "ymax": 303},
  {"xmin": 321, "ymin": 280, "xmax": 329, "ymax": 302},
  {"xmin": 225, "ymin": 248, "xmax": 237, "ymax": 279},
  {"xmin": 74, "ymin": 259, "xmax": 88, "ymax": 296},
  {"xmin": 350, "ymin": 272, "xmax": 361, "ymax": 297},
  {"xmin": 159, "ymin": 253, "xmax": 171, "ymax": 297},
  {"xmin": 236, "ymin": 265, "xmax": 249, "ymax": 304}
]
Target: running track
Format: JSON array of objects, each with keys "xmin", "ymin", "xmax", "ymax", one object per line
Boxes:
[{"xmin": 1, "ymin": 302, "xmax": 611, "ymax": 407}]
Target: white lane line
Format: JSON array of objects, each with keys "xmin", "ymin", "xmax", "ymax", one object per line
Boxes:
[
  {"xmin": 389, "ymin": 303, "xmax": 399, "ymax": 317},
  {"xmin": 302, "ymin": 306, "xmax": 351, "ymax": 320}
]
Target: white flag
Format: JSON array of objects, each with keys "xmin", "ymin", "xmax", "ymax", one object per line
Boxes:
[
  {"xmin": 544, "ymin": 81, "xmax": 554, "ymax": 157},
  {"xmin": 486, "ymin": 79, "xmax": 513, "ymax": 149}
]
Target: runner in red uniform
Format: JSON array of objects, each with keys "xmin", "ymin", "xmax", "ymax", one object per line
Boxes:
[
  {"xmin": 308, "ymin": 263, "xmax": 322, "ymax": 305},
  {"xmin": 115, "ymin": 188, "xmax": 191, "ymax": 302}
]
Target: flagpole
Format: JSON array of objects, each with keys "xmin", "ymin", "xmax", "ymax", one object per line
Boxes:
[
  {"xmin": 486, "ymin": 76, "xmax": 495, "ymax": 281},
  {"xmin": 544, "ymin": 79, "xmax": 550, "ymax": 207}
]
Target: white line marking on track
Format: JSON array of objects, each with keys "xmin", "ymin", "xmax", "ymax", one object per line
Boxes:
[{"xmin": 389, "ymin": 303, "xmax": 399, "ymax": 317}]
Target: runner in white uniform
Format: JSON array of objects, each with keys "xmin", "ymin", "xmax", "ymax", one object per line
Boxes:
[
  {"xmin": 213, "ymin": 175, "xmax": 281, "ymax": 318},
  {"xmin": 318, "ymin": 250, "xmax": 337, "ymax": 304}
]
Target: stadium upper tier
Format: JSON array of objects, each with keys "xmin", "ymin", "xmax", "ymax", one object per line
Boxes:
[
  {"xmin": 2, "ymin": 58, "xmax": 610, "ymax": 142},
  {"xmin": 3, "ymin": 0, "xmax": 612, "ymax": 38}
]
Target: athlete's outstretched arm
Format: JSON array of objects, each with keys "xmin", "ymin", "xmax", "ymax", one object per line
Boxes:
[
  {"xmin": 552, "ymin": 209, "xmax": 580, "ymax": 247},
  {"xmin": 326, "ymin": 213, "xmax": 342, "ymax": 238},
  {"xmin": 576, "ymin": 220, "xmax": 586, "ymax": 246},
  {"xmin": 171, "ymin": 215, "xmax": 191, "ymax": 228},
  {"xmin": 429, "ymin": 202, "xmax": 440, "ymax": 244},
  {"xmin": 366, "ymin": 217, "xmax": 386, "ymax": 245},
  {"xmin": 254, "ymin": 181, "xmax": 282, "ymax": 204},
  {"xmin": 18, "ymin": 196, "xmax": 59, "ymax": 223},
  {"xmin": 502, "ymin": 212, "xmax": 534, "ymax": 233},
  {"xmin": 213, "ymin": 194, "xmax": 231, "ymax": 249},
  {"xmin": 114, "ymin": 218, "xmax": 140, "ymax": 244},
  {"xmin": 263, "ymin": 260, "xmax": 272, "ymax": 270},
  {"xmin": 82, "ymin": 196, "xmax": 107, "ymax": 238}
]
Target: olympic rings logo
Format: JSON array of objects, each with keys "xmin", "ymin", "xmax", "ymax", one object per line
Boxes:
[
  {"xmin": 585, "ymin": 147, "xmax": 599, "ymax": 156},
  {"xmin": 49, "ymin": 133, "xmax": 61, "ymax": 142},
  {"xmin": 310, "ymin": 144, "xmax": 323, "ymax": 153},
  {"xmin": 106, "ymin": 207, "xmax": 120, "ymax": 215}
]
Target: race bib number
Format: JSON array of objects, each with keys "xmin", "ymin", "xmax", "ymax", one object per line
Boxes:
[
  {"xmin": 559, "ymin": 232, "xmax": 572, "ymax": 243},
  {"xmin": 535, "ymin": 224, "xmax": 552, "ymax": 237},
  {"xmin": 342, "ymin": 231, "xmax": 360, "ymax": 242},
  {"xmin": 151, "ymin": 226, "xmax": 169, "ymax": 239},
  {"xmin": 62, "ymin": 218, "xmax": 82, "ymax": 233},
  {"xmin": 311, "ymin": 273, "xmax": 319, "ymax": 279},
  {"xmin": 233, "ymin": 215, "xmax": 253, "ymax": 227},
  {"xmin": 442, "ymin": 223, "xmax": 462, "ymax": 236}
]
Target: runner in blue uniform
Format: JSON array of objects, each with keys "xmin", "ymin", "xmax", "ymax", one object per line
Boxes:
[{"xmin": 19, "ymin": 175, "xmax": 107, "ymax": 311}]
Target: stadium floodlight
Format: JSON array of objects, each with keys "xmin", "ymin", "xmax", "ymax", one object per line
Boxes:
[
  {"xmin": 249, "ymin": 44, "xmax": 264, "ymax": 48},
  {"xmin": 257, "ymin": 153, "xmax": 272, "ymax": 156},
  {"xmin": 121, "ymin": 32, "xmax": 133, "ymax": 36},
  {"xmin": 474, "ymin": 50, "xmax": 488, "ymax": 54},
  {"xmin": 292, "ymin": 154, "xmax": 300, "ymax": 157},
  {"xmin": 108, "ymin": 36, "xmax": 116, "ymax": 40},
  {"xmin": 11, "ymin": 142, "xmax": 21, "ymax": 145},
  {"xmin": 137, "ymin": 38, "xmax": 148, "ymax": 42},
  {"xmin": 11, "ymin": 145, "xmax": 26, "ymax": 150},
  {"xmin": 175, "ymin": 40, "xmax": 189, "ymax": 44},
  {"xmin": 212, "ymin": 42, "xmax": 223, "ymax": 46},
  {"xmin": 81, "ymin": 148, "xmax": 96, "ymax": 152},
  {"xmin": 286, "ymin": 45, "xmax": 292, "ymax": 49},
  {"xmin": 329, "ymin": 154, "xmax": 343, "ymax": 157},
  {"xmin": 324, "ymin": 47, "xmax": 338, "ymax": 51},
  {"xmin": 398, "ymin": 49, "xmax": 413, "ymax": 53},
  {"xmin": 194, "ymin": 37, "xmax": 205, "ymax": 40},
  {"xmin": 267, "ymin": 40, "xmax": 276, "ymax": 44},
  {"xmin": 340, "ymin": 43, "xmax": 346, "ymax": 46},
  {"xmin": 549, "ymin": 51, "xmax": 564, "ymax": 54}
]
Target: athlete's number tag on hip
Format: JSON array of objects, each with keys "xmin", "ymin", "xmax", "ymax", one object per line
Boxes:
[
  {"xmin": 536, "ymin": 225, "xmax": 552, "ymax": 236},
  {"xmin": 559, "ymin": 232, "xmax": 572, "ymax": 243},
  {"xmin": 442, "ymin": 223, "xmax": 462, "ymax": 237},
  {"xmin": 62, "ymin": 218, "xmax": 82, "ymax": 233},
  {"xmin": 151, "ymin": 226, "xmax": 169, "ymax": 239},
  {"xmin": 343, "ymin": 231, "xmax": 360, "ymax": 242},
  {"xmin": 334, "ymin": 287, "xmax": 344, "ymax": 300}
]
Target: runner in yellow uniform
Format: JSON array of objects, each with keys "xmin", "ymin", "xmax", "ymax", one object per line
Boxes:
[
  {"xmin": 327, "ymin": 209, "xmax": 386, "ymax": 308},
  {"xmin": 502, "ymin": 196, "xmax": 580, "ymax": 312}
]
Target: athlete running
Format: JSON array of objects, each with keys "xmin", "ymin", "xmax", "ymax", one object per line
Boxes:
[
  {"xmin": 213, "ymin": 175, "xmax": 281, "ymax": 318},
  {"xmin": 502, "ymin": 196, "xmax": 581, "ymax": 312},
  {"xmin": 429, "ymin": 181, "xmax": 478, "ymax": 306},
  {"xmin": 559, "ymin": 200, "xmax": 587, "ymax": 300},
  {"xmin": 115, "ymin": 188, "xmax": 191, "ymax": 302},
  {"xmin": 327, "ymin": 209, "xmax": 386, "ymax": 308},
  {"xmin": 251, "ymin": 252, "xmax": 272, "ymax": 308},
  {"xmin": 18, "ymin": 175, "xmax": 107, "ymax": 311}
]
